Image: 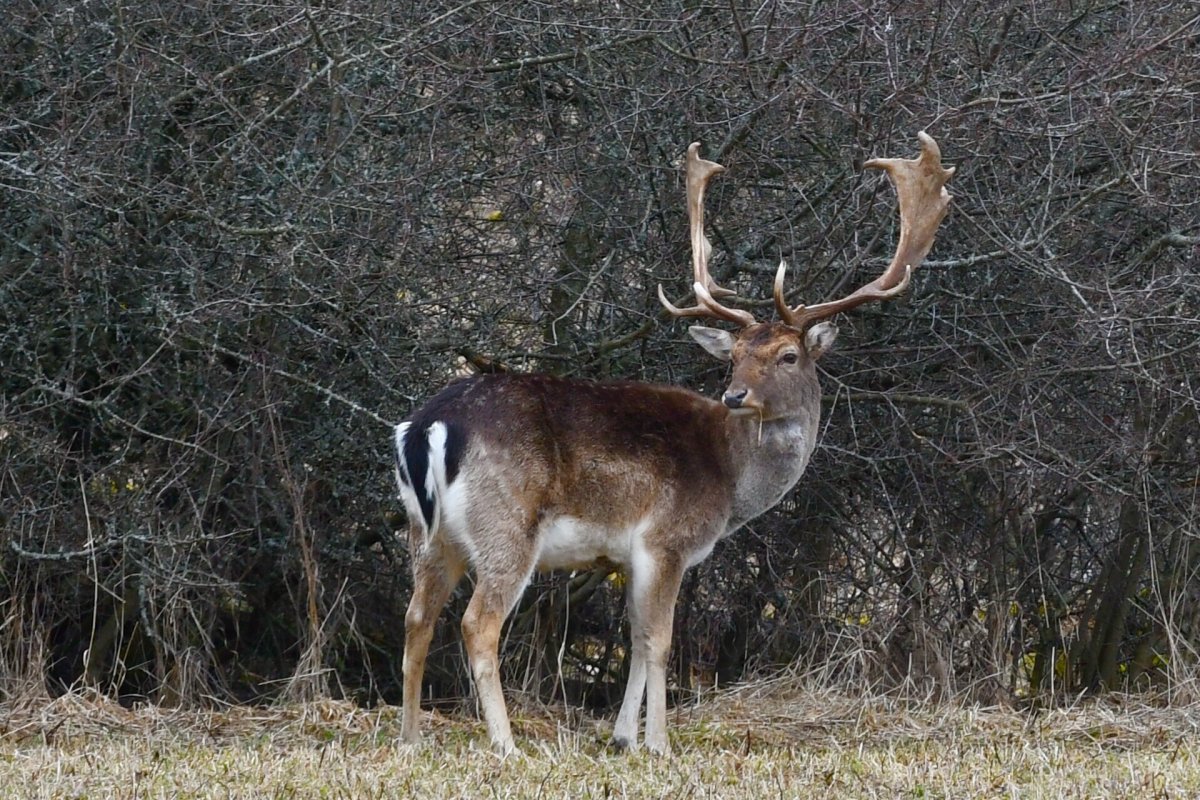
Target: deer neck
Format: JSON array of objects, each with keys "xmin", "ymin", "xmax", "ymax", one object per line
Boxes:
[{"xmin": 724, "ymin": 402, "xmax": 821, "ymax": 532}]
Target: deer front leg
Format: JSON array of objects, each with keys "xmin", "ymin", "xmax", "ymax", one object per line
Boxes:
[
  {"xmin": 612, "ymin": 627, "xmax": 648, "ymax": 750},
  {"xmin": 641, "ymin": 561, "xmax": 683, "ymax": 755},
  {"xmin": 613, "ymin": 550, "xmax": 684, "ymax": 755}
]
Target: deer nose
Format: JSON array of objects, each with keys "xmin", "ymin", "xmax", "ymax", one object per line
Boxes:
[{"xmin": 723, "ymin": 388, "xmax": 748, "ymax": 409}]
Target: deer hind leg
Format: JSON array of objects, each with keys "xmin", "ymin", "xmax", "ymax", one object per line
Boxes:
[
  {"xmin": 401, "ymin": 539, "xmax": 464, "ymax": 744},
  {"xmin": 613, "ymin": 550, "xmax": 684, "ymax": 754},
  {"xmin": 461, "ymin": 554, "xmax": 535, "ymax": 756}
]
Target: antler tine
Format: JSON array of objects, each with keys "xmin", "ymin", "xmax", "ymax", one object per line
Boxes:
[
  {"xmin": 659, "ymin": 143, "xmax": 757, "ymax": 328},
  {"xmin": 775, "ymin": 131, "xmax": 953, "ymax": 331},
  {"xmin": 657, "ymin": 281, "xmax": 756, "ymax": 327}
]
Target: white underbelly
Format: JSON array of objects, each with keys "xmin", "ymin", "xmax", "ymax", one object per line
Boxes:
[{"xmin": 534, "ymin": 515, "xmax": 651, "ymax": 571}]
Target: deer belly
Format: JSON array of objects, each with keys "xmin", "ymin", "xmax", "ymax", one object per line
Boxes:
[{"xmin": 534, "ymin": 515, "xmax": 650, "ymax": 572}]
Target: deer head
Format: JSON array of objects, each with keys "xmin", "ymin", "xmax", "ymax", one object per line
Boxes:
[{"xmin": 659, "ymin": 133, "xmax": 954, "ymax": 421}]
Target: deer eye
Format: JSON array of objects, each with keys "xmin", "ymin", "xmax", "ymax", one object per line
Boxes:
[{"xmin": 779, "ymin": 352, "xmax": 799, "ymax": 365}]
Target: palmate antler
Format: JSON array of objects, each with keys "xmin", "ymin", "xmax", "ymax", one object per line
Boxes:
[
  {"xmin": 773, "ymin": 132, "xmax": 955, "ymax": 329},
  {"xmin": 657, "ymin": 143, "xmax": 755, "ymax": 327},
  {"xmin": 660, "ymin": 132, "xmax": 954, "ymax": 331}
]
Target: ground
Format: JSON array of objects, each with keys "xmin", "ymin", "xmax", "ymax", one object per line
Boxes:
[{"xmin": 2, "ymin": 680, "xmax": 1198, "ymax": 798}]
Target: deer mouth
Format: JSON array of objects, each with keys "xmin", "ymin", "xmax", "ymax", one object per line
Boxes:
[{"xmin": 724, "ymin": 401, "xmax": 764, "ymax": 417}]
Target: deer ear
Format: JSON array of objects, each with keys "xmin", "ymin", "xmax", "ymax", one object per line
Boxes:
[
  {"xmin": 804, "ymin": 322, "xmax": 838, "ymax": 360},
  {"xmin": 688, "ymin": 326, "xmax": 735, "ymax": 362}
]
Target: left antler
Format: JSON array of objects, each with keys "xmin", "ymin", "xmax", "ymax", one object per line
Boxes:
[
  {"xmin": 658, "ymin": 143, "xmax": 756, "ymax": 328},
  {"xmin": 774, "ymin": 131, "xmax": 954, "ymax": 331}
]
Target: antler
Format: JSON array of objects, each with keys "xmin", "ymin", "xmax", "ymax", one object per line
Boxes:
[
  {"xmin": 658, "ymin": 143, "xmax": 756, "ymax": 328},
  {"xmin": 774, "ymin": 131, "xmax": 954, "ymax": 331}
]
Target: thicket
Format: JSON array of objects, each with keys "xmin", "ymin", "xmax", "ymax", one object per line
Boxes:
[{"xmin": 2, "ymin": 1, "xmax": 1197, "ymax": 710}]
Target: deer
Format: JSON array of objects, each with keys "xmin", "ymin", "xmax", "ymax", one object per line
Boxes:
[{"xmin": 392, "ymin": 132, "xmax": 953, "ymax": 755}]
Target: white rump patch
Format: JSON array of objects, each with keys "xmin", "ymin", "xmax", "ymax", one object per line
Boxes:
[
  {"xmin": 393, "ymin": 423, "xmax": 423, "ymax": 534},
  {"xmin": 393, "ymin": 421, "xmax": 412, "ymax": 485},
  {"xmin": 439, "ymin": 468, "xmax": 476, "ymax": 563}
]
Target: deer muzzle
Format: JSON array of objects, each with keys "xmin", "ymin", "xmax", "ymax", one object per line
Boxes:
[{"xmin": 723, "ymin": 388, "xmax": 751, "ymax": 410}]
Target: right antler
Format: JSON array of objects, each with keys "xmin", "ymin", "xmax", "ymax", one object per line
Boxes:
[
  {"xmin": 773, "ymin": 132, "xmax": 954, "ymax": 331},
  {"xmin": 658, "ymin": 143, "xmax": 756, "ymax": 328}
]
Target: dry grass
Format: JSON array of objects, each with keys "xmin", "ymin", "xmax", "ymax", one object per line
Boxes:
[{"xmin": 2, "ymin": 681, "xmax": 1199, "ymax": 799}]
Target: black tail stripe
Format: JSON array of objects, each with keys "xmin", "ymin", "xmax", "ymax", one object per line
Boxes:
[
  {"xmin": 403, "ymin": 424, "xmax": 436, "ymax": 532},
  {"xmin": 443, "ymin": 421, "xmax": 465, "ymax": 484}
]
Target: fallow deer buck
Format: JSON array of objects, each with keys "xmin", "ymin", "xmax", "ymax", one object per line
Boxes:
[{"xmin": 393, "ymin": 132, "xmax": 953, "ymax": 755}]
